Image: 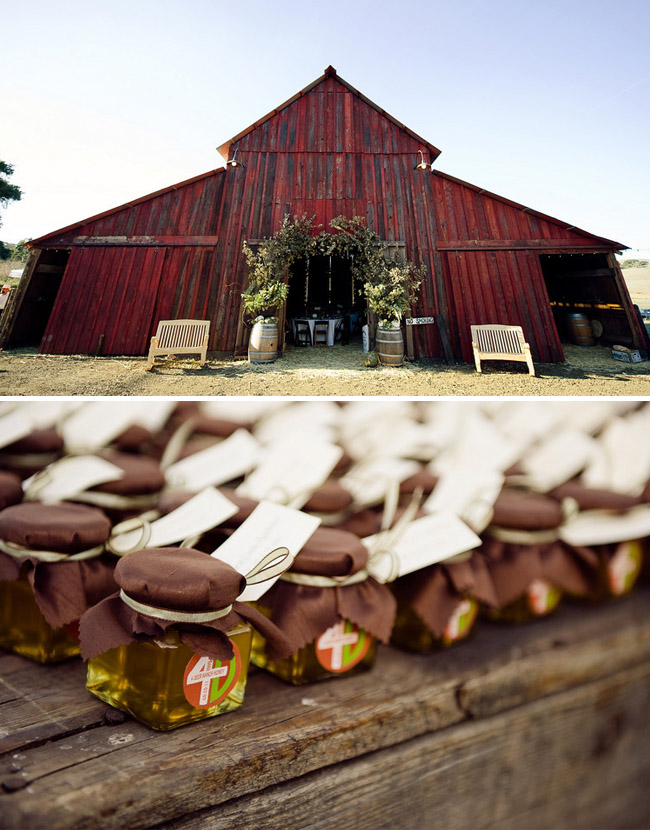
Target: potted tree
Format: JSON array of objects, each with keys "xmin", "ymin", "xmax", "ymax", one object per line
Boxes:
[
  {"xmin": 241, "ymin": 279, "xmax": 288, "ymax": 363},
  {"xmin": 364, "ymin": 260, "xmax": 424, "ymax": 366}
]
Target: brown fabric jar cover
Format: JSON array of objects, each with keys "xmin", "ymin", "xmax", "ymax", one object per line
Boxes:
[
  {"xmin": 113, "ymin": 424, "xmax": 156, "ymax": 455},
  {"xmin": 549, "ymin": 482, "xmax": 644, "ymax": 597},
  {"xmin": 0, "ymin": 502, "xmax": 116, "ymax": 628},
  {"xmin": 259, "ymin": 526, "xmax": 396, "ymax": 659},
  {"xmin": 0, "ymin": 471, "xmax": 23, "ymax": 511},
  {"xmin": 0, "ymin": 428, "xmax": 64, "ymax": 479},
  {"xmin": 477, "ymin": 489, "xmax": 588, "ymax": 608},
  {"xmin": 79, "ymin": 547, "xmax": 293, "ymax": 663},
  {"xmin": 339, "ymin": 504, "xmax": 428, "ymax": 539},
  {"xmin": 303, "ymin": 480, "xmax": 354, "ymax": 525},
  {"xmin": 399, "ymin": 468, "xmax": 438, "ymax": 497},
  {"xmin": 392, "ymin": 553, "xmax": 498, "ymax": 637}
]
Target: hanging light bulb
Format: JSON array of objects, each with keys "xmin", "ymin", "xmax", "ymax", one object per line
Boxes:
[
  {"xmin": 227, "ymin": 147, "xmax": 245, "ymax": 169},
  {"xmin": 414, "ymin": 150, "xmax": 430, "ymax": 171}
]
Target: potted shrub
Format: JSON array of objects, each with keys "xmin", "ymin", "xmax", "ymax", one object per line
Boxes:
[
  {"xmin": 364, "ymin": 260, "xmax": 424, "ymax": 366},
  {"xmin": 241, "ymin": 280, "xmax": 287, "ymax": 363}
]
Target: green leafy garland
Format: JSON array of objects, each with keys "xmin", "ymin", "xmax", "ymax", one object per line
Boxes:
[{"xmin": 241, "ymin": 215, "xmax": 424, "ymax": 325}]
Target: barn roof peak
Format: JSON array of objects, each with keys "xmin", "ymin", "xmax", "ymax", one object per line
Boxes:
[{"xmin": 216, "ymin": 66, "xmax": 442, "ymax": 162}]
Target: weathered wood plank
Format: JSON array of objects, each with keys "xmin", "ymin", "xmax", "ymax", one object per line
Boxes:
[
  {"xmin": 1, "ymin": 592, "xmax": 650, "ymax": 829},
  {"xmin": 436, "ymin": 239, "xmax": 616, "ymax": 251}
]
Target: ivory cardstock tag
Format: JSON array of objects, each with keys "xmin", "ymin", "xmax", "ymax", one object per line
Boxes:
[
  {"xmin": 496, "ymin": 403, "xmax": 569, "ymax": 448},
  {"xmin": 582, "ymin": 410, "xmax": 650, "ymax": 496},
  {"xmin": 431, "ymin": 409, "xmax": 522, "ymax": 475},
  {"xmin": 202, "ymin": 399, "xmax": 284, "ymax": 424},
  {"xmin": 211, "ymin": 501, "xmax": 321, "ymax": 602},
  {"xmin": 23, "ymin": 456, "xmax": 124, "ymax": 503},
  {"xmin": 559, "ymin": 505, "xmax": 650, "ymax": 547},
  {"xmin": 364, "ymin": 511, "xmax": 481, "ymax": 583},
  {"xmin": 164, "ymin": 429, "xmax": 260, "ymax": 491},
  {"xmin": 61, "ymin": 402, "xmax": 147, "ymax": 453},
  {"xmin": 127, "ymin": 401, "xmax": 176, "ymax": 433},
  {"xmin": 236, "ymin": 440, "xmax": 343, "ymax": 508},
  {"xmin": 254, "ymin": 401, "xmax": 341, "ymax": 445},
  {"xmin": 521, "ymin": 428, "xmax": 597, "ymax": 492},
  {"xmin": 423, "ymin": 468, "xmax": 504, "ymax": 533},
  {"xmin": 0, "ymin": 409, "xmax": 38, "ymax": 451},
  {"xmin": 341, "ymin": 457, "xmax": 421, "ymax": 508},
  {"xmin": 109, "ymin": 487, "xmax": 238, "ymax": 554}
]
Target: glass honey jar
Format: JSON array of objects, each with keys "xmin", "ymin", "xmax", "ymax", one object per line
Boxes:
[
  {"xmin": 250, "ymin": 527, "xmax": 395, "ymax": 685},
  {"xmin": 0, "ymin": 502, "xmax": 114, "ymax": 662},
  {"xmin": 81, "ymin": 547, "xmax": 292, "ymax": 730}
]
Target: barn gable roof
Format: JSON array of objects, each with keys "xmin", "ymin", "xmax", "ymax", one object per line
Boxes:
[{"xmin": 216, "ymin": 66, "xmax": 442, "ymax": 162}]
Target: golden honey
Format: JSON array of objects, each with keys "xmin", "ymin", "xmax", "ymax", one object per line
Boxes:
[
  {"xmin": 483, "ymin": 579, "xmax": 562, "ymax": 623},
  {"xmin": 577, "ymin": 540, "xmax": 643, "ymax": 601},
  {"xmin": 390, "ymin": 596, "xmax": 478, "ymax": 652},
  {"xmin": 86, "ymin": 624, "xmax": 252, "ymax": 730},
  {"xmin": 0, "ymin": 575, "xmax": 80, "ymax": 663},
  {"xmin": 251, "ymin": 606, "xmax": 375, "ymax": 685}
]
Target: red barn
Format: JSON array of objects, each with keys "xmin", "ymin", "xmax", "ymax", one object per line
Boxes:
[{"xmin": 3, "ymin": 66, "xmax": 646, "ymax": 363}]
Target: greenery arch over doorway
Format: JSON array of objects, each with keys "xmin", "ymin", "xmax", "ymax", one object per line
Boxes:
[{"xmin": 241, "ymin": 215, "xmax": 424, "ymax": 327}]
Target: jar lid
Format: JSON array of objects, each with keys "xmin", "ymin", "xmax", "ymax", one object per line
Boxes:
[
  {"xmin": 115, "ymin": 547, "xmax": 245, "ymax": 612},
  {"xmin": 490, "ymin": 489, "xmax": 564, "ymax": 530},
  {"xmin": 114, "ymin": 424, "xmax": 154, "ymax": 452},
  {"xmin": 93, "ymin": 452, "xmax": 164, "ymax": 495},
  {"xmin": 0, "ymin": 470, "xmax": 23, "ymax": 510},
  {"xmin": 0, "ymin": 502, "xmax": 111, "ymax": 552},
  {"xmin": 291, "ymin": 527, "xmax": 367, "ymax": 577},
  {"xmin": 549, "ymin": 481, "xmax": 640, "ymax": 512},
  {"xmin": 3, "ymin": 428, "xmax": 64, "ymax": 454},
  {"xmin": 399, "ymin": 468, "xmax": 438, "ymax": 495},
  {"xmin": 193, "ymin": 414, "xmax": 251, "ymax": 437},
  {"xmin": 303, "ymin": 480, "xmax": 353, "ymax": 513}
]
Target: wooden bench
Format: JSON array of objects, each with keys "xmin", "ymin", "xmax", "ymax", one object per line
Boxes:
[
  {"xmin": 471, "ymin": 323, "xmax": 535, "ymax": 376},
  {"xmin": 146, "ymin": 320, "xmax": 210, "ymax": 370},
  {"xmin": 2, "ymin": 590, "xmax": 650, "ymax": 829}
]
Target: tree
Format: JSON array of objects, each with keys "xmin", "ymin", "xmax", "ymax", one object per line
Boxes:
[
  {"xmin": 0, "ymin": 161, "xmax": 23, "ymax": 259},
  {"xmin": 12, "ymin": 239, "xmax": 32, "ymax": 262}
]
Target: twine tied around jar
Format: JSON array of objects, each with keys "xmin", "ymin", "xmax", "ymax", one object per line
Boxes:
[
  {"xmin": 0, "ymin": 538, "xmax": 106, "ymax": 563},
  {"xmin": 485, "ymin": 497, "xmax": 580, "ymax": 545}
]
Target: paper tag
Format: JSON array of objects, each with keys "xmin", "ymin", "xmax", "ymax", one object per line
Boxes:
[
  {"xmin": 431, "ymin": 409, "xmax": 523, "ymax": 475},
  {"xmin": 559, "ymin": 400, "xmax": 637, "ymax": 435},
  {"xmin": 582, "ymin": 411, "xmax": 650, "ymax": 496},
  {"xmin": 109, "ymin": 487, "xmax": 239, "ymax": 554},
  {"xmin": 164, "ymin": 429, "xmax": 260, "ymax": 490},
  {"xmin": 423, "ymin": 468, "xmax": 504, "ymax": 533},
  {"xmin": 254, "ymin": 401, "xmax": 341, "ymax": 445},
  {"xmin": 211, "ymin": 501, "xmax": 321, "ymax": 602},
  {"xmin": 0, "ymin": 409, "xmax": 38, "ymax": 451},
  {"xmin": 364, "ymin": 511, "xmax": 481, "ymax": 582},
  {"xmin": 559, "ymin": 505, "xmax": 650, "ymax": 547},
  {"xmin": 128, "ymin": 401, "xmax": 176, "ymax": 432},
  {"xmin": 521, "ymin": 428, "xmax": 597, "ymax": 492},
  {"xmin": 23, "ymin": 455, "xmax": 124, "ymax": 503},
  {"xmin": 202, "ymin": 400, "xmax": 284, "ymax": 424},
  {"xmin": 236, "ymin": 440, "xmax": 343, "ymax": 508},
  {"xmin": 60, "ymin": 402, "xmax": 150, "ymax": 453},
  {"xmin": 341, "ymin": 457, "xmax": 421, "ymax": 508},
  {"xmin": 496, "ymin": 402, "xmax": 569, "ymax": 448}
]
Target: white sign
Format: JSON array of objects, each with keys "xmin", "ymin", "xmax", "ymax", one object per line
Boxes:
[
  {"xmin": 164, "ymin": 429, "xmax": 260, "ymax": 491},
  {"xmin": 23, "ymin": 456, "xmax": 124, "ymax": 503},
  {"xmin": 405, "ymin": 317, "xmax": 435, "ymax": 326},
  {"xmin": 364, "ymin": 511, "xmax": 481, "ymax": 583},
  {"xmin": 212, "ymin": 501, "xmax": 321, "ymax": 602},
  {"xmin": 109, "ymin": 487, "xmax": 239, "ymax": 554}
]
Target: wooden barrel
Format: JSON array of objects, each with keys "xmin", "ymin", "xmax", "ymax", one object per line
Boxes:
[
  {"xmin": 376, "ymin": 326, "xmax": 404, "ymax": 366},
  {"xmin": 248, "ymin": 322, "xmax": 278, "ymax": 363},
  {"xmin": 567, "ymin": 313, "xmax": 595, "ymax": 346}
]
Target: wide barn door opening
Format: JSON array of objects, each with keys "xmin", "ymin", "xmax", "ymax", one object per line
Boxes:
[
  {"xmin": 10, "ymin": 249, "xmax": 70, "ymax": 347},
  {"xmin": 540, "ymin": 253, "xmax": 641, "ymax": 349}
]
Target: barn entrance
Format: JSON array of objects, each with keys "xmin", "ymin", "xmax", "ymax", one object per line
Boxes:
[
  {"xmin": 539, "ymin": 253, "xmax": 641, "ymax": 349},
  {"xmin": 285, "ymin": 254, "xmax": 366, "ymax": 346},
  {"xmin": 6, "ymin": 249, "xmax": 70, "ymax": 347}
]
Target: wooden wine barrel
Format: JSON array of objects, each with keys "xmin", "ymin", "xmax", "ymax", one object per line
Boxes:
[
  {"xmin": 567, "ymin": 313, "xmax": 595, "ymax": 346},
  {"xmin": 248, "ymin": 322, "xmax": 278, "ymax": 363},
  {"xmin": 376, "ymin": 326, "xmax": 404, "ymax": 366}
]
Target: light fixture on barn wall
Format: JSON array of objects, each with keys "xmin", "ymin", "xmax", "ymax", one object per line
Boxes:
[
  {"xmin": 227, "ymin": 147, "xmax": 245, "ymax": 169},
  {"xmin": 414, "ymin": 150, "xmax": 431, "ymax": 171}
]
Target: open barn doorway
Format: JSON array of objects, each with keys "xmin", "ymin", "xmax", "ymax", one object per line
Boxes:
[
  {"xmin": 285, "ymin": 254, "xmax": 366, "ymax": 346},
  {"xmin": 539, "ymin": 253, "xmax": 641, "ymax": 349},
  {"xmin": 6, "ymin": 249, "xmax": 70, "ymax": 348}
]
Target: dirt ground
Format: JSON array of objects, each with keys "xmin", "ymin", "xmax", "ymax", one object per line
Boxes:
[{"xmin": 1, "ymin": 341, "xmax": 649, "ymax": 397}]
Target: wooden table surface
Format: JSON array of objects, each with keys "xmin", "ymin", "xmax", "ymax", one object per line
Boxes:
[{"xmin": 2, "ymin": 590, "xmax": 650, "ymax": 830}]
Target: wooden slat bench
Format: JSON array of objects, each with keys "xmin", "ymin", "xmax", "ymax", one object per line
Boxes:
[
  {"xmin": 2, "ymin": 590, "xmax": 650, "ymax": 829},
  {"xmin": 471, "ymin": 323, "xmax": 535, "ymax": 376},
  {"xmin": 146, "ymin": 320, "xmax": 210, "ymax": 370}
]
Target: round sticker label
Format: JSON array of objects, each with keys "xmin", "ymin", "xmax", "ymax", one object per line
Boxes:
[
  {"xmin": 527, "ymin": 579, "xmax": 562, "ymax": 616},
  {"xmin": 607, "ymin": 541, "xmax": 642, "ymax": 596},
  {"xmin": 183, "ymin": 642, "xmax": 241, "ymax": 709},
  {"xmin": 315, "ymin": 620, "xmax": 370, "ymax": 673},
  {"xmin": 443, "ymin": 598, "xmax": 478, "ymax": 643}
]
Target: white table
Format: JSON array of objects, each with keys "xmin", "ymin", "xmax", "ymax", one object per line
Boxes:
[{"xmin": 292, "ymin": 317, "xmax": 342, "ymax": 346}]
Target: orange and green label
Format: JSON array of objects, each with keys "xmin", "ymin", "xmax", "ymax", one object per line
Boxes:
[
  {"xmin": 607, "ymin": 541, "xmax": 642, "ymax": 596},
  {"xmin": 443, "ymin": 598, "xmax": 478, "ymax": 644},
  {"xmin": 315, "ymin": 620, "xmax": 370, "ymax": 673},
  {"xmin": 183, "ymin": 641, "xmax": 241, "ymax": 709},
  {"xmin": 527, "ymin": 579, "xmax": 561, "ymax": 616}
]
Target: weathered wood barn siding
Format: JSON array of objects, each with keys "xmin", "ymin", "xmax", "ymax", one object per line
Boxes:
[{"xmin": 13, "ymin": 66, "xmax": 636, "ymax": 361}]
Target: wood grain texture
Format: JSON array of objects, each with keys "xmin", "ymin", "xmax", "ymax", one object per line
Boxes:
[
  {"xmin": 1, "ymin": 591, "xmax": 650, "ymax": 829},
  {"xmin": 16, "ymin": 72, "xmax": 627, "ymax": 360}
]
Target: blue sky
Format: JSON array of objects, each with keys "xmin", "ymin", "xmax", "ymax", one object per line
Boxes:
[{"xmin": 3, "ymin": 0, "xmax": 650, "ymax": 255}]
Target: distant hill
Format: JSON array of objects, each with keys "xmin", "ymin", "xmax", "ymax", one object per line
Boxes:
[{"xmin": 620, "ymin": 259, "xmax": 649, "ymax": 269}]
